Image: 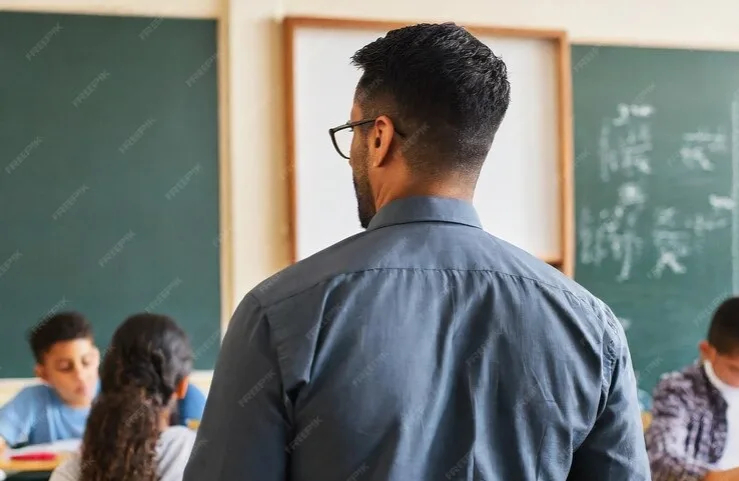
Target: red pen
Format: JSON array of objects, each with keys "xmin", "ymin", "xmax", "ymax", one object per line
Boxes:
[{"xmin": 9, "ymin": 452, "xmax": 57, "ymax": 461}]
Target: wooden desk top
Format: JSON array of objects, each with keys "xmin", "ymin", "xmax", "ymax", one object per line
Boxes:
[
  {"xmin": 0, "ymin": 451, "xmax": 71, "ymax": 473},
  {"xmin": 642, "ymin": 411, "xmax": 653, "ymax": 432}
]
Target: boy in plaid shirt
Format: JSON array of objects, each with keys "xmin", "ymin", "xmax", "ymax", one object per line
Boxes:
[{"xmin": 647, "ymin": 297, "xmax": 739, "ymax": 481}]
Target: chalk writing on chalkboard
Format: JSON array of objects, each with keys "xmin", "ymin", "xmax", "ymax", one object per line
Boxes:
[
  {"xmin": 679, "ymin": 128, "xmax": 728, "ymax": 171},
  {"xmin": 709, "ymin": 194, "xmax": 734, "ymax": 211},
  {"xmin": 613, "ymin": 103, "xmax": 655, "ymax": 126},
  {"xmin": 648, "ymin": 197, "xmax": 732, "ymax": 278},
  {"xmin": 651, "ymin": 207, "xmax": 690, "ymax": 278},
  {"xmin": 578, "ymin": 182, "xmax": 646, "ymax": 282},
  {"xmin": 581, "ymin": 103, "xmax": 734, "ymax": 283},
  {"xmin": 600, "ymin": 105, "xmax": 654, "ymax": 182},
  {"xmin": 688, "ymin": 197, "xmax": 732, "ymax": 239}
]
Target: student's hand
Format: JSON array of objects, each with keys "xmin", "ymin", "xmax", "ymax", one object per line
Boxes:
[{"xmin": 705, "ymin": 468, "xmax": 739, "ymax": 481}]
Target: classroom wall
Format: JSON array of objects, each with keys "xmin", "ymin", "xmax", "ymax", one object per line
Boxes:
[{"xmin": 1, "ymin": 0, "xmax": 739, "ymax": 404}]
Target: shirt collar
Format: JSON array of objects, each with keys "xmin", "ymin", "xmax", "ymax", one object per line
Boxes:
[
  {"xmin": 704, "ymin": 360, "xmax": 739, "ymax": 403},
  {"xmin": 698, "ymin": 361, "xmax": 730, "ymax": 409},
  {"xmin": 366, "ymin": 196, "xmax": 482, "ymax": 231}
]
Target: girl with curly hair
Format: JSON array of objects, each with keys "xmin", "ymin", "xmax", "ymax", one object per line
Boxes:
[{"xmin": 50, "ymin": 313, "xmax": 197, "ymax": 481}]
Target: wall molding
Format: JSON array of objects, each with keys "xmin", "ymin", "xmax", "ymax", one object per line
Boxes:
[{"xmin": 0, "ymin": 0, "xmax": 221, "ymax": 18}]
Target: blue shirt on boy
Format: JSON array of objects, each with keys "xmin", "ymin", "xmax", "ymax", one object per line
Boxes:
[
  {"xmin": 0, "ymin": 384, "xmax": 91, "ymax": 446},
  {"xmin": 177, "ymin": 384, "xmax": 206, "ymax": 426},
  {"xmin": 0, "ymin": 382, "xmax": 205, "ymax": 446}
]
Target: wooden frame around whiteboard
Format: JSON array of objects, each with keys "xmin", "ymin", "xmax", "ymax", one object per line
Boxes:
[{"xmin": 284, "ymin": 16, "xmax": 574, "ymax": 277}]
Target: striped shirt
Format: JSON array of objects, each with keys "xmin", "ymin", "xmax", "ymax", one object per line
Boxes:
[{"xmin": 646, "ymin": 362, "xmax": 728, "ymax": 480}]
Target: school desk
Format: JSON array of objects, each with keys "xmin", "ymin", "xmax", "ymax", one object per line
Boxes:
[
  {"xmin": 0, "ymin": 453, "xmax": 68, "ymax": 472},
  {"xmin": 0, "ymin": 439, "xmax": 80, "ymax": 479},
  {"xmin": 642, "ymin": 411, "xmax": 653, "ymax": 432}
]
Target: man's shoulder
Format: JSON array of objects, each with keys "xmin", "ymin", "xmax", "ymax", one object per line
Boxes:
[
  {"xmin": 486, "ymin": 239, "xmax": 616, "ymax": 326},
  {"xmin": 247, "ymin": 228, "xmax": 392, "ymax": 307}
]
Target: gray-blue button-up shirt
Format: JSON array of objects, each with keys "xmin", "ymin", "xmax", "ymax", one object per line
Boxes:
[{"xmin": 184, "ymin": 196, "xmax": 650, "ymax": 481}]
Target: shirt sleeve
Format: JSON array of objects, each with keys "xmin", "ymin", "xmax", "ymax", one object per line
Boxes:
[
  {"xmin": 568, "ymin": 311, "xmax": 652, "ymax": 481},
  {"xmin": 645, "ymin": 376, "xmax": 712, "ymax": 481},
  {"xmin": 177, "ymin": 384, "xmax": 207, "ymax": 426},
  {"xmin": 183, "ymin": 294, "xmax": 289, "ymax": 481},
  {"xmin": 0, "ymin": 386, "xmax": 42, "ymax": 447}
]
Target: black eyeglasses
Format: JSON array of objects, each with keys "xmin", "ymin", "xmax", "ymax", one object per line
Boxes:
[{"xmin": 328, "ymin": 118, "xmax": 406, "ymax": 160}]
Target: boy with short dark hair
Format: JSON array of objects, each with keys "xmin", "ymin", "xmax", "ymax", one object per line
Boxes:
[
  {"xmin": 647, "ymin": 297, "xmax": 739, "ymax": 481},
  {"xmin": 0, "ymin": 311, "xmax": 100, "ymax": 451}
]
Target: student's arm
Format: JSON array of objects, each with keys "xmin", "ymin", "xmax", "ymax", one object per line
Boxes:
[
  {"xmin": 705, "ymin": 469, "xmax": 739, "ymax": 481},
  {"xmin": 0, "ymin": 386, "xmax": 41, "ymax": 448},
  {"xmin": 183, "ymin": 294, "xmax": 288, "ymax": 481},
  {"xmin": 568, "ymin": 314, "xmax": 651, "ymax": 480},
  {"xmin": 177, "ymin": 384, "xmax": 206, "ymax": 426}
]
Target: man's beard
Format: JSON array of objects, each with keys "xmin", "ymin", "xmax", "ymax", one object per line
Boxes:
[
  {"xmin": 352, "ymin": 149, "xmax": 375, "ymax": 229},
  {"xmin": 353, "ymin": 174, "xmax": 375, "ymax": 229}
]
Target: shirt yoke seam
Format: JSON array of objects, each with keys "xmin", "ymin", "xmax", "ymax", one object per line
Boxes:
[{"xmin": 252, "ymin": 267, "xmax": 600, "ymax": 318}]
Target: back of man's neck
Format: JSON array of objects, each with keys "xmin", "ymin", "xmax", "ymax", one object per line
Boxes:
[{"xmin": 376, "ymin": 182, "xmax": 475, "ymax": 210}]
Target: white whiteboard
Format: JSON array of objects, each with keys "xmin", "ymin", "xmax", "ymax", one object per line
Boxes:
[{"xmin": 289, "ymin": 22, "xmax": 564, "ymax": 262}]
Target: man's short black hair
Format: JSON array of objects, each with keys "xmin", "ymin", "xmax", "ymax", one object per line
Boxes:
[
  {"xmin": 28, "ymin": 311, "xmax": 93, "ymax": 363},
  {"xmin": 350, "ymin": 22, "xmax": 511, "ymax": 178},
  {"xmin": 708, "ymin": 297, "xmax": 739, "ymax": 355}
]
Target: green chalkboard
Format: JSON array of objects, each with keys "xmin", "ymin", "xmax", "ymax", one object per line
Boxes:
[
  {"xmin": 572, "ymin": 45, "xmax": 739, "ymax": 394},
  {"xmin": 0, "ymin": 12, "xmax": 221, "ymax": 376}
]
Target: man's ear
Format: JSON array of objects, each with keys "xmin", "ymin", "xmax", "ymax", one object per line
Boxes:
[
  {"xmin": 699, "ymin": 340, "xmax": 714, "ymax": 361},
  {"xmin": 176, "ymin": 376, "xmax": 190, "ymax": 400},
  {"xmin": 34, "ymin": 364, "xmax": 48, "ymax": 383},
  {"xmin": 369, "ymin": 115, "xmax": 396, "ymax": 168}
]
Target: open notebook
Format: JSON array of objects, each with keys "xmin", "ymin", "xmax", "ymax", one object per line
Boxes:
[{"xmin": 9, "ymin": 439, "xmax": 82, "ymax": 456}]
